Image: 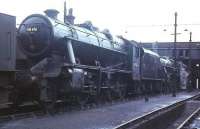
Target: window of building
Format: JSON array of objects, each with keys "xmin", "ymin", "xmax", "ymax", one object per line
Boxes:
[
  {"xmin": 179, "ymin": 50, "xmax": 183, "ymax": 57},
  {"xmin": 185, "ymin": 50, "xmax": 189, "ymax": 57}
]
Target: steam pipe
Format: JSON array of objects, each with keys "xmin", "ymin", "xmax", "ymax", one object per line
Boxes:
[{"xmin": 66, "ymin": 40, "xmax": 76, "ymax": 64}]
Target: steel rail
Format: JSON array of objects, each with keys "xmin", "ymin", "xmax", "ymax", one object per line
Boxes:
[
  {"xmin": 176, "ymin": 106, "xmax": 200, "ymax": 129},
  {"xmin": 114, "ymin": 93, "xmax": 200, "ymax": 129}
]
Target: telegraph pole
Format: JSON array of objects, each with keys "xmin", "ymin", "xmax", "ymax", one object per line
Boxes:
[
  {"xmin": 172, "ymin": 12, "xmax": 178, "ymax": 97},
  {"xmin": 174, "ymin": 12, "xmax": 177, "ymax": 63},
  {"xmin": 188, "ymin": 32, "xmax": 192, "ymax": 91},
  {"xmin": 189, "ymin": 32, "xmax": 192, "ymax": 42}
]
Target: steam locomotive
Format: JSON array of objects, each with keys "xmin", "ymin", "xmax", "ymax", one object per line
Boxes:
[{"xmin": 7, "ymin": 9, "xmax": 179, "ymax": 108}]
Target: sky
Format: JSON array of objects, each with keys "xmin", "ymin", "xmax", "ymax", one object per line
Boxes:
[{"xmin": 1, "ymin": 0, "xmax": 200, "ymax": 42}]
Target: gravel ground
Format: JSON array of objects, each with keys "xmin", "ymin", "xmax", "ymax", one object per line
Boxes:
[{"xmin": 0, "ymin": 92, "xmax": 198, "ymax": 129}]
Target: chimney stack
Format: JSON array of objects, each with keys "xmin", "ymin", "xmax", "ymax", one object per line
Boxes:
[{"xmin": 44, "ymin": 9, "xmax": 59, "ymax": 19}]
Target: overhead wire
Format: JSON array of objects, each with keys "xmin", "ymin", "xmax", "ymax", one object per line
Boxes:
[{"xmin": 124, "ymin": 23, "xmax": 200, "ymax": 28}]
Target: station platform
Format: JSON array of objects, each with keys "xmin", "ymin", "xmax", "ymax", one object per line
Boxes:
[{"xmin": 0, "ymin": 91, "xmax": 199, "ymax": 129}]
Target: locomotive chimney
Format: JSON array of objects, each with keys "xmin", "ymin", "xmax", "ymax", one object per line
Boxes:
[
  {"xmin": 44, "ymin": 9, "xmax": 59, "ymax": 19},
  {"xmin": 66, "ymin": 8, "xmax": 75, "ymax": 24}
]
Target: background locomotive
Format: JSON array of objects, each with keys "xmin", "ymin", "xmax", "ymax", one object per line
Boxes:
[
  {"xmin": 0, "ymin": 8, "xmax": 184, "ymax": 109},
  {"xmin": 0, "ymin": 13, "xmax": 16, "ymax": 105}
]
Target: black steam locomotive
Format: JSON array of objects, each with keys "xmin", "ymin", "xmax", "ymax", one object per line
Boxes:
[{"xmin": 8, "ymin": 9, "xmax": 178, "ymax": 107}]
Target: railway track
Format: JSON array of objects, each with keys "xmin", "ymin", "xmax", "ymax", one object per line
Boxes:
[
  {"xmin": 114, "ymin": 93, "xmax": 200, "ymax": 129},
  {"xmin": 0, "ymin": 93, "xmax": 199, "ymax": 129},
  {"xmin": 176, "ymin": 106, "xmax": 200, "ymax": 129},
  {"xmin": 0, "ymin": 97, "xmax": 133, "ymax": 123},
  {"xmin": 0, "ymin": 103, "xmax": 43, "ymax": 123}
]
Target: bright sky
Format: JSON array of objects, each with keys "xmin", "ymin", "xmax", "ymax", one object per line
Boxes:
[{"xmin": 1, "ymin": 0, "xmax": 200, "ymax": 42}]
